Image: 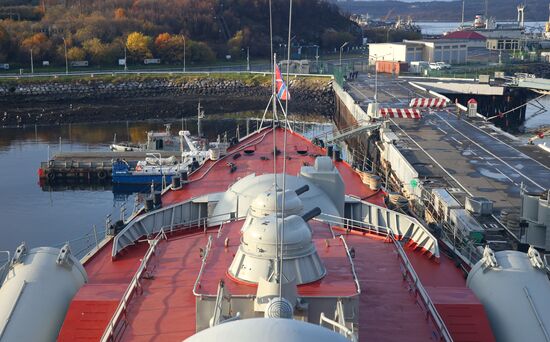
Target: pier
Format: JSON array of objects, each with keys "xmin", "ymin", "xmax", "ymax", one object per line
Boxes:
[
  {"xmin": 333, "ymin": 73, "xmax": 550, "ymax": 259},
  {"xmin": 39, "ymin": 151, "xmax": 180, "ymax": 181}
]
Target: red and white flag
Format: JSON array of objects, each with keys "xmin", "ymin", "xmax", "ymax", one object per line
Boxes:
[{"xmin": 275, "ymin": 64, "xmax": 290, "ymax": 101}]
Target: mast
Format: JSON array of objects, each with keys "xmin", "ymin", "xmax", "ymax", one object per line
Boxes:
[
  {"xmin": 197, "ymin": 102, "xmax": 204, "ymax": 138},
  {"xmin": 461, "ymin": 0, "xmax": 465, "ymax": 29},
  {"xmin": 280, "ymin": 0, "xmax": 294, "ymax": 306}
]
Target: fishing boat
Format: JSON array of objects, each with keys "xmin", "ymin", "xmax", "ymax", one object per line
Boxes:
[
  {"xmin": 111, "ymin": 130, "xmax": 220, "ymax": 185},
  {"xmin": 109, "ymin": 124, "xmax": 184, "ymax": 152}
]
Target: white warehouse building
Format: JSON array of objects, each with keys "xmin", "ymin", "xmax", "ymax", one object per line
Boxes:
[{"xmin": 368, "ymin": 39, "xmax": 469, "ymax": 64}]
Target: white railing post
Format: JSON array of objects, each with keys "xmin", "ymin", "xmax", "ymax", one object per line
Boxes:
[{"xmin": 93, "ymin": 225, "xmax": 99, "ymax": 250}]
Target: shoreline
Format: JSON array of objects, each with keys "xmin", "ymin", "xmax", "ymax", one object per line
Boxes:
[{"xmin": 0, "ymin": 74, "xmax": 335, "ymax": 127}]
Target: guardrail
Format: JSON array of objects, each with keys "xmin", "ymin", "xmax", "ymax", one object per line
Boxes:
[
  {"xmin": 100, "ymin": 227, "xmax": 166, "ymax": 342},
  {"xmin": 193, "ymin": 235, "xmax": 213, "ymax": 296},
  {"xmin": 320, "ymin": 312, "xmax": 357, "ymax": 342},
  {"xmin": 0, "ymin": 251, "xmax": 11, "ymax": 287},
  {"xmin": 338, "ymin": 235, "xmax": 361, "ymax": 295},
  {"xmin": 0, "ymin": 69, "xmax": 334, "ymax": 80},
  {"xmin": 314, "ymin": 214, "xmax": 452, "ymax": 342}
]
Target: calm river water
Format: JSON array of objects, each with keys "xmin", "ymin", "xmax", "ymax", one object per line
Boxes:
[{"xmin": 0, "ymin": 116, "xmax": 331, "ymax": 255}]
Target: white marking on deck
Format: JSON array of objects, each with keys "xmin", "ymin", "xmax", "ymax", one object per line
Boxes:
[{"xmin": 451, "ymin": 137, "xmax": 463, "ymax": 145}]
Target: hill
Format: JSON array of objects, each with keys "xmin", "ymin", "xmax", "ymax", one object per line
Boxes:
[
  {"xmin": 333, "ymin": 0, "xmax": 550, "ymax": 22},
  {"xmin": 0, "ymin": 0, "xmax": 359, "ymax": 66}
]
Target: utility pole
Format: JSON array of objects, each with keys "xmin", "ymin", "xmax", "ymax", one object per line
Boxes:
[
  {"xmin": 30, "ymin": 48, "xmax": 34, "ymax": 74},
  {"xmin": 124, "ymin": 45, "xmax": 128, "ymax": 71},
  {"xmin": 62, "ymin": 37, "xmax": 68, "ymax": 75}
]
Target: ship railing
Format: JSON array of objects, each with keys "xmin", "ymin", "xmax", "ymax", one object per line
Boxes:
[
  {"xmin": 102, "ymin": 212, "xmax": 248, "ymax": 341},
  {"xmin": 193, "ymin": 235, "xmax": 213, "ymax": 296},
  {"xmin": 0, "ymin": 251, "xmax": 10, "ymax": 287},
  {"xmin": 55, "ymin": 224, "xmax": 110, "ymax": 261},
  {"xmin": 319, "ymin": 312, "xmax": 357, "ymax": 342},
  {"xmin": 338, "ymin": 235, "xmax": 361, "ymax": 295},
  {"xmin": 100, "ymin": 227, "xmax": 167, "ymax": 342},
  {"xmin": 314, "ymin": 214, "xmax": 453, "ymax": 342}
]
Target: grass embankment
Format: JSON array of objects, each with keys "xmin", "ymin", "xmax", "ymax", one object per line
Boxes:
[{"xmin": 0, "ymin": 72, "xmax": 332, "ymax": 87}]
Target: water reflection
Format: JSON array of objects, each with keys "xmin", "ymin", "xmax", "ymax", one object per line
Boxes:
[{"xmin": 0, "ymin": 114, "xmax": 332, "ymax": 253}]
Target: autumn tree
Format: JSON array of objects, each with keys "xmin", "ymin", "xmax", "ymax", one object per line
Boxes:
[
  {"xmin": 126, "ymin": 32, "xmax": 152, "ymax": 61},
  {"xmin": 227, "ymin": 29, "xmax": 251, "ymax": 58},
  {"xmin": 114, "ymin": 8, "xmax": 126, "ymax": 19},
  {"xmin": 154, "ymin": 33, "xmax": 186, "ymax": 64},
  {"xmin": 188, "ymin": 41, "xmax": 215, "ymax": 64},
  {"xmin": 67, "ymin": 46, "xmax": 86, "ymax": 61},
  {"xmin": 21, "ymin": 33, "xmax": 52, "ymax": 61},
  {"xmin": 82, "ymin": 38, "xmax": 120, "ymax": 65},
  {"xmin": 0, "ymin": 25, "xmax": 10, "ymax": 61}
]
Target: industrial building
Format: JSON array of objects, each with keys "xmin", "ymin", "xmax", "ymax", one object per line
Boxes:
[{"xmin": 368, "ymin": 39, "xmax": 469, "ymax": 64}]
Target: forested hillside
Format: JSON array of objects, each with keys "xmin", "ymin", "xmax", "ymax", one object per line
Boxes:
[{"xmin": 0, "ymin": 0, "xmax": 359, "ymax": 66}]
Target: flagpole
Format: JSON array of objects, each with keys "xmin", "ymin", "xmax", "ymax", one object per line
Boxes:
[{"xmin": 272, "ymin": 53, "xmax": 280, "ymax": 284}]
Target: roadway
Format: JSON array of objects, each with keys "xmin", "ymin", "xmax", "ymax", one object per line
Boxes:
[{"xmin": 0, "ymin": 57, "xmax": 368, "ymax": 79}]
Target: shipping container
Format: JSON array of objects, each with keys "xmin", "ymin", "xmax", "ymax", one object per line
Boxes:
[{"xmin": 375, "ymin": 60, "xmax": 408, "ymax": 75}]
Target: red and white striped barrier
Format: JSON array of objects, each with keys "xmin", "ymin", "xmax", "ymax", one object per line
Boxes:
[
  {"xmin": 409, "ymin": 98, "xmax": 448, "ymax": 108},
  {"xmin": 379, "ymin": 108, "xmax": 421, "ymax": 119}
]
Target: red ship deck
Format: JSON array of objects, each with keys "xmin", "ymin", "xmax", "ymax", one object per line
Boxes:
[
  {"xmin": 195, "ymin": 220, "xmax": 357, "ymax": 297},
  {"xmin": 58, "ymin": 128, "xmax": 495, "ymax": 342},
  {"xmin": 161, "ymin": 128, "xmax": 386, "ymax": 207}
]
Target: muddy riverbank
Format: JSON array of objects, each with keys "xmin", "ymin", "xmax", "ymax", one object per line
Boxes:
[{"xmin": 0, "ymin": 74, "xmax": 335, "ymax": 127}]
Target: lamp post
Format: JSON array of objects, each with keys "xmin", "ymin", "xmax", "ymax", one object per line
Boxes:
[
  {"xmin": 368, "ymin": 52, "xmax": 392, "ymax": 105},
  {"xmin": 62, "ymin": 37, "xmax": 68, "ymax": 75},
  {"xmin": 339, "ymin": 41, "xmax": 349, "ymax": 67},
  {"xmin": 339, "ymin": 41, "xmax": 349, "ymax": 81},
  {"xmin": 246, "ymin": 46, "xmax": 250, "ymax": 71},
  {"xmin": 183, "ymin": 36, "xmax": 186, "ymax": 72},
  {"xmin": 315, "ymin": 45, "xmax": 319, "ymax": 71},
  {"xmin": 124, "ymin": 45, "xmax": 128, "ymax": 71},
  {"xmin": 30, "ymin": 48, "xmax": 34, "ymax": 74}
]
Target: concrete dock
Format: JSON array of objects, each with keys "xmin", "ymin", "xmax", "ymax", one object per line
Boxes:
[{"xmin": 341, "ymin": 74, "xmax": 550, "ymax": 249}]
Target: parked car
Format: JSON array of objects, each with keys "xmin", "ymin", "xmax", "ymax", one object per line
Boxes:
[{"xmin": 429, "ymin": 62, "xmax": 451, "ymax": 70}]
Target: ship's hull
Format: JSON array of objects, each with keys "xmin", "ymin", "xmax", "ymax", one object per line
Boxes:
[{"xmin": 112, "ymin": 172, "xmax": 175, "ymax": 184}]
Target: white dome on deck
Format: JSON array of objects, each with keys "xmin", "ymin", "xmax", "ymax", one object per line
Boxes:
[
  {"xmin": 249, "ymin": 188, "xmax": 304, "ymax": 218},
  {"xmin": 229, "ymin": 213, "xmax": 325, "ymax": 285},
  {"xmin": 185, "ymin": 317, "xmax": 350, "ymax": 342}
]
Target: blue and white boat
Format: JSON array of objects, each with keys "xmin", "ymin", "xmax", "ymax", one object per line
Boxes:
[{"xmin": 112, "ymin": 130, "xmax": 228, "ymax": 185}]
